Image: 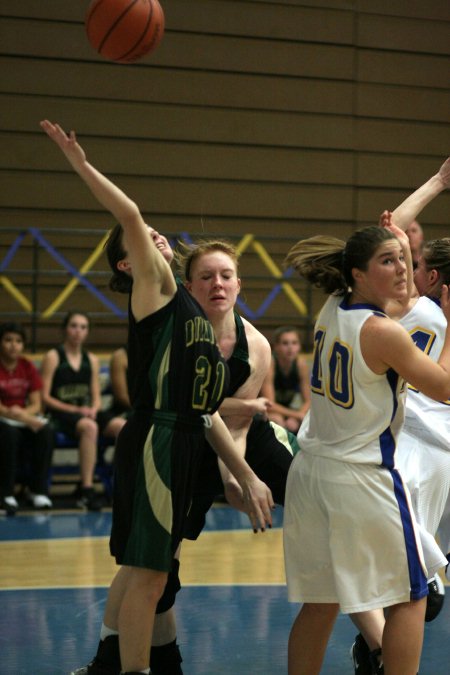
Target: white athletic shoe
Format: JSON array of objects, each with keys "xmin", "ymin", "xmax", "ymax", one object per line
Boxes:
[
  {"xmin": 4, "ymin": 495, "xmax": 19, "ymax": 509},
  {"xmin": 30, "ymin": 494, "xmax": 53, "ymax": 509}
]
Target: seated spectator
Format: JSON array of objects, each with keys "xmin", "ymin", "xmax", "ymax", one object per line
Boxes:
[
  {"xmin": 0, "ymin": 322, "xmax": 54, "ymax": 515},
  {"xmin": 40, "ymin": 311, "xmax": 126, "ymax": 511},
  {"xmin": 260, "ymin": 325, "xmax": 311, "ymax": 433}
]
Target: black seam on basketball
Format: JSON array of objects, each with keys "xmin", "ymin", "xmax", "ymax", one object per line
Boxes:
[
  {"xmin": 85, "ymin": 0, "xmax": 107, "ymax": 37},
  {"xmin": 118, "ymin": 0, "xmax": 154, "ymax": 61},
  {"xmin": 97, "ymin": 0, "xmax": 140, "ymax": 56}
]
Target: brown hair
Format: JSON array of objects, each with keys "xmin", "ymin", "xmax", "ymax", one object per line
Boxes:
[
  {"xmin": 285, "ymin": 226, "xmax": 397, "ymax": 294},
  {"xmin": 422, "ymin": 238, "xmax": 450, "ymax": 286},
  {"xmin": 273, "ymin": 326, "xmax": 301, "ymax": 344},
  {"xmin": 62, "ymin": 311, "xmax": 90, "ymax": 330},
  {"xmin": 104, "ymin": 224, "xmax": 133, "ymax": 294}
]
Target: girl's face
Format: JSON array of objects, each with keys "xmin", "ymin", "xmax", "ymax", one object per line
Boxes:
[
  {"xmin": 274, "ymin": 332, "xmax": 301, "ymax": 361},
  {"xmin": 65, "ymin": 314, "xmax": 89, "ymax": 346},
  {"xmin": 119, "ymin": 227, "xmax": 173, "ymax": 276},
  {"xmin": 149, "ymin": 227, "xmax": 173, "ymax": 263},
  {"xmin": 354, "ymin": 239, "xmax": 407, "ymax": 303},
  {"xmin": 413, "ymin": 255, "xmax": 435, "ymax": 296},
  {"xmin": 186, "ymin": 251, "xmax": 241, "ymax": 318},
  {"xmin": 0, "ymin": 332, "xmax": 24, "ymax": 363}
]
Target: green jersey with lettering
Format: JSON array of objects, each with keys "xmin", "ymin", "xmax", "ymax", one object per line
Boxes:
[
  {"xmin": 111, "ymin": 281, "xmax": 229, "ymax": 571},
  {"xmin": 50, "ymin": 345, "xmax": 91, "ymax": 406}
]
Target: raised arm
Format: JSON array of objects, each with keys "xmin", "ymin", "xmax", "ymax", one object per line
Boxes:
[
  {"xmin": 390, "ymin": 157, "xmax": 450, "ymax": 231},
  {"xmin": 40, "ymin": 121, "xmax": 176, "ymax": 316}
]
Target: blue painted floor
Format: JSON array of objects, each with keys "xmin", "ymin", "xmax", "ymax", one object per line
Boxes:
[{"xmin": 0, "ymin": 509, "xmax": 448, "ymax": 674}]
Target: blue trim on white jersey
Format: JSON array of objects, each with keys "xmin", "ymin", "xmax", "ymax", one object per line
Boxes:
[
  {"xmin": 339, "ymin": 296, "xmax": 386, "ymax": 314},
  {"xmin": 390, "ymin": 467, "xmax": 428, "ymax": 600},
  {"xmin": 379, "ymin": 368, "xmax": 399, "ymax": 469}
]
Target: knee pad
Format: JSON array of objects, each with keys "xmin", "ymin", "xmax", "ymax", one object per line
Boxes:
[{"xmin": 156, "ymin": 558, "xmax": 181, "ymax": 614}]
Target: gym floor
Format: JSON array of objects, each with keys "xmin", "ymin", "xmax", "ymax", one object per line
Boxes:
[{"xmin": 0, "ymin": 506, "xmax": 448, "ymax": 674}]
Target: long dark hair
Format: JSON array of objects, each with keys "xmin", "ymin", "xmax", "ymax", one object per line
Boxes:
[
  {"xmin": 62, "ymin": 311, "xmax": 90, "ymax": 330},
  {"xmin": 105, "ymin": 224, "xmax": 133, "ymax": 294}
]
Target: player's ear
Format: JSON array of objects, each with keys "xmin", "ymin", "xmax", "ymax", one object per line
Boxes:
[
  {"xmin": 428, "ymin": 268, "xmax": 440, "ymax": 288},
  {"xmin": 117, "ymin": 258, "xmax": 131, "ymax": 273}
]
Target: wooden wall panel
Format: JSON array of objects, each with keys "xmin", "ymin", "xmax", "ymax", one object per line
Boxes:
[
  {"xmin": 3, "ymin": 136, "xmax": 355, "ymax": 189},
  {"xmin": 355, "ymin": 119, "xmax": 449, "ymax": 155},
  {"xmin": 358, "ymin": 51, "xmax": 450, "ymax": 89},
  {"xmin": 356, "ymin": 83, "xmax": 450, "ymax": 123},
  {"xmin": 2, "ymin": 17, "xmax": 355, "ymax": 80},
  {"xmin": 1, "ymin": 57, "xmax": 355, "ymax": 114},
  {"xmin": 0, "ymin": 171, "xmax": 355, "ymax": 221},
  {"xmin": 357, "ymin": 0, "xmax": 450, "ymax": 21},
  {"xmin": 1, "ymin": 95, "xmax": 356, "ymax": 150},
  {"xmin": 358, "ymin": 13, "xmax": 450, "ymax": 54}
]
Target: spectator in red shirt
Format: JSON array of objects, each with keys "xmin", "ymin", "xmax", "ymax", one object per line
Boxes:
[{"xmin": 0, "ymin": 322, "xmax": 54, "ymax": 515}]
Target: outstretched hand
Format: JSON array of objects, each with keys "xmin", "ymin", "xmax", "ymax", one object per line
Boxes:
[
  {"xmin": 240, "ymin": 475, "xmax": 274, "ymax": 533},
  {"xmin": 40, "ymin": 120, "xmax": 86, "ymax": 168},
  {"xmin": 378, "ymin": 209, "xmax": 391, "ymax": 228},
  {"xmin": 440, "ymin": 284, "xmax": 450, "ymax": 322},
  {"xmin": 438, "ymin": 157, "xmax": 450, "ymax": 188},
  {"xmin": 379, "ymin": 210, "xmax": 410, "ymax": 247}
]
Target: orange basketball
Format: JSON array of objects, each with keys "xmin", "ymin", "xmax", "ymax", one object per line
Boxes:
[{"xmin": 85, "ymin": 0, "xmax": 165, "ymax": 63}]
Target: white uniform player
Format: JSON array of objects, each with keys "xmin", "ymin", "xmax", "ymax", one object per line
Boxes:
[
  {"xmin": 396, "ymin": 296, "xmax": 450, "ymax": 575},
  {"xmin": 284, "ymin": 294, "xmax": 428, "ymax": 613}
]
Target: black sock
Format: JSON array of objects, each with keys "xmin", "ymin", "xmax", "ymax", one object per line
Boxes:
[
  {"xmin": 150, "ymin": 639, "xmax": 183, "ymax": 675},
  {"xmin": 95, "ymin": 634, "xmax": 121, "ymax": 673}
]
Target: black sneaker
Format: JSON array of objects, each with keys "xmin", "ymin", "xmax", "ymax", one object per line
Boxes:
[
  {"xmin": 425, "ymin": 575, "xmax": 445, "ymax": 622},
  {"xmin": 369, "ymin": 648, "xmax": 384, "ymax": 674},
  {"xmin": 69, "ymin": 636, "xmax": 120, "ymax": 675},
  {"xmin": 351, "ymin": 633, "xmax": 373, "ymax": 675},
  {"xmin": 76, "ymin": 487, "xmax": 104, "ymax": 512}
]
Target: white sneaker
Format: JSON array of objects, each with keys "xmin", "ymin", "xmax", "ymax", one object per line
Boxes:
[
  {"xmin": 30, "ymin": 494, "xmax": 53, "ymax": 509},
  {"xmin": 0, "ymin": 495, "xmax": 18, "ymax": 515},
  {"xmin": 4, "ymin": 495, "xmax": 19, "ymax": 509}
]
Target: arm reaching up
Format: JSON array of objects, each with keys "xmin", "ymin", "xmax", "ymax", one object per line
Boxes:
[
  {"xmin": 390, "ymin": 157, "xmax": 450, "ymax": 231},
  {"xmin": 40, "ymin": 120, "xmax": 176, "ymax": 318}
]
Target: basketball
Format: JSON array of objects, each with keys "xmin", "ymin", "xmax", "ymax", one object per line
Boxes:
[{"xmin": 85, "ymin": 0, "xmax": 165, "ymax": 63}]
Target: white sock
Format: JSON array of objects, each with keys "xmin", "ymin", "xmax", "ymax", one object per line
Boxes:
[{"xmin": 100, "ymin": 623, "xmax": 118, "ymax": 641}]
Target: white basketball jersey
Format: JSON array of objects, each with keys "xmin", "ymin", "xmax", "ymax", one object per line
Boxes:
[
  {"xmin": 298, "ymin": 295, "xmax": 406, "ymax": 466},
  {"xmin": 399, "ymin": 296, "xmax": 449, "ymax": 451}
]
